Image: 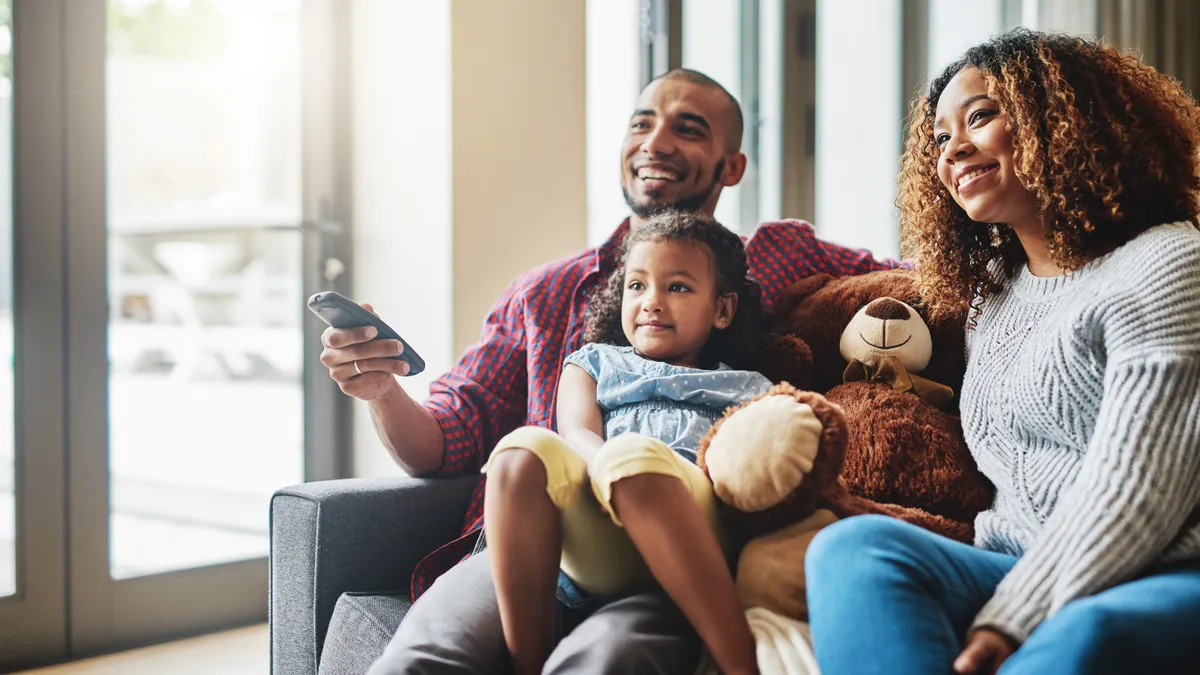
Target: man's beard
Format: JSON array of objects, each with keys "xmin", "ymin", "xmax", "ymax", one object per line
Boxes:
[{"xmin": 622, "ymin": 158, "xmax": 725, "ymax": 219}]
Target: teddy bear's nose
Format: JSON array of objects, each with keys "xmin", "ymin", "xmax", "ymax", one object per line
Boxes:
[{"xmin": 864, "ymin": 298, "xmax": 911, "ymax": 321}]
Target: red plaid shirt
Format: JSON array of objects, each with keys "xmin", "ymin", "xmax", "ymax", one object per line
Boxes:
[{"xmin": 411, "ymin": 219, "xmax": 901, "ymax": 599}]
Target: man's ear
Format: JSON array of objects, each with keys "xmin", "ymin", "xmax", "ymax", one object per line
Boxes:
[
  {"xmin": 715, "ymin": 292, "xmax": 739, "ymax": 328},
  {"xmin": 722, "ymin": 152, "xmax": 748, "ymax": 187}
]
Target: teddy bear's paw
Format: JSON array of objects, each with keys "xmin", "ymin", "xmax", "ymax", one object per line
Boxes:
[{"xmin": 705, "ymin": 393, "xmax": 825, "ymax": 513}]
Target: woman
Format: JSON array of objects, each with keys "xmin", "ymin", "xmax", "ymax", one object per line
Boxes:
[{"xmin": 805, "ymin": 29, "xmax": 1200, "ymax": 675}]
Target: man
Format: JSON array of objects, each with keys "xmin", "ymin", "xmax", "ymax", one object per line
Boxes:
[{"xmin": 321, "ymin": 69, "xmax": 900, "ymax": 674}]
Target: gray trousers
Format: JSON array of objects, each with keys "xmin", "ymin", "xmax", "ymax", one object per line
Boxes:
[{"xmin": 366, "ymin": 550, "xmax": 702, "ymax": 674}]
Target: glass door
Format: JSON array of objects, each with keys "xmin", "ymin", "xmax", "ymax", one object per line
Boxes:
[
  {"xmin": 0, "ymin": 0, "xmax": 71, "ymax": 668},
  {"xmin": 0, "ymin": 0, "xmax": 349, "ymax": 665},
  {"xmin": 67, "ymin": 0, "xmax": 348, "ymax": 654},
  {"xmin": 103, "ymin": 0, "xmax": 306, "ymax": 582},
  {"xmin": 0, "ymin": 0, "xmax": 14, "ymax": 603}
]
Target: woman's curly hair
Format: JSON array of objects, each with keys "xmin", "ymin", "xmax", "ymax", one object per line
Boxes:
[
  {"xmin": 898, "ymin": 28, "xmax": 1200, "ymax": 324},
  {"xmin": 583, "ymin": 211, "xmax": 765, "ymax": 370}
]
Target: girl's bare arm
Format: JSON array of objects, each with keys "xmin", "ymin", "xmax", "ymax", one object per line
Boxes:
[{"xmin": 555, "ymin": 363, "xmax": 606, "ymax": 461}]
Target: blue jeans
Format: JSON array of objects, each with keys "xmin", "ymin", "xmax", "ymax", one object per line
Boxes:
[{"xmin": 806, "ymin": 515, "xmax": 1200, "ymax": 675}]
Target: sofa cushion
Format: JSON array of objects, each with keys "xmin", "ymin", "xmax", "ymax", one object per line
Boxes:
[{"xmin": 317, "ymin": 592, "xmax": 412, "ymax": 675}]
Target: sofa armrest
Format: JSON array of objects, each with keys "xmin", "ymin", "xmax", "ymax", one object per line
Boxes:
[{"xmin": 269, "ymin": 474, "xmax": 481, "ymax": 675}]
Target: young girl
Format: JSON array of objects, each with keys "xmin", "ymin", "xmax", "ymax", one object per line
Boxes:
[
  {"xmin": 805, "ymin": 29, "xmax": 1200, "ymax": 675},
  {"xmin": 483, "ymin": 211, "xmax": 771, "ymax": 675}
]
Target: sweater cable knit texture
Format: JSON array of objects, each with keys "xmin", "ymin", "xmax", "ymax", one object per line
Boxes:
[{"xmin": 960, "ymin": 221, "xmax": 1200, "ymax": 641}]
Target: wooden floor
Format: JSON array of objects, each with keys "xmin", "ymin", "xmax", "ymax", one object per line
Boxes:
[{"xmin": 15, "ymin": 624, "xmax": 268, "ymax": 675}]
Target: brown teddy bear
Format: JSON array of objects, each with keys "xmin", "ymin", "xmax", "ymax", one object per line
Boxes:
[{"xmin": 695, "ymin": 269, "xmax": 994, "ymax": 624}]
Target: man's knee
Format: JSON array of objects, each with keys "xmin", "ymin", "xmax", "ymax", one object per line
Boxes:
[
  {"xmin": 546, "ymin": 593, "xmax": 700, "ymax": 674},
  {"xmin": 369, "ymin": 552, "xmax": 506, "ymax": 674}
]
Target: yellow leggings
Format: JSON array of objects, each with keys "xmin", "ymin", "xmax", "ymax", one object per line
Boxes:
[{"xmin": 482, "ymin": 426, "xmax": 725, "ymax": 598}]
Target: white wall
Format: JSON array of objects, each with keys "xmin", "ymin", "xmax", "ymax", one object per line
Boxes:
[
  {"xmin": 815, "ymin": 0, "xmax": 903, "ymax": 259},
  {"xmin": 449, "ymin": 0, "xmax": 588, "ymax": 357},
  {"xmin": 682, "ymin": 0, "xmax": 745, "ymax": 232},
  {"xmin": 350, "ymin": 0, "xmax": 453, "ymax": 478},
  {"xmin": 757, "ymin": 0, "xmax": 784, "ymax": 224},
  {"xmin": 349, "ymin": 0, "xmax": 588, "ymax": 477},
  {"xmin": 812, "ymin": 0, "xmax": 1052, "ymax": 261},
  {"xmin": 927, "ymin": 0, "xmax": 1005, "ymax": 79},
  {"xmin": 586, "ymin": 0, "xmax": 640, "ymax": 247}
]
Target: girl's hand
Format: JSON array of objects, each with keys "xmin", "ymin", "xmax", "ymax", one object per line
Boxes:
[{"xmin": 954, "ymin": 628, "xmax": 1016, "ymax": 675}]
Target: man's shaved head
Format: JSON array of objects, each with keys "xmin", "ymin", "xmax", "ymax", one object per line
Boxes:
[
  {"xmin": 621, "ymin": 68, "xmax": 749, "ymax": 222},
  {"xmin": 646, "ymin": 69, "xmax": 744, "ymax": 152}
]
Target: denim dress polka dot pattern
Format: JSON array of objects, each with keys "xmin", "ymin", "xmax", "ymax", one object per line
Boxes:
[{"xmin": 563, "ymin": 343, "xmax": 773, "ymax": 463}]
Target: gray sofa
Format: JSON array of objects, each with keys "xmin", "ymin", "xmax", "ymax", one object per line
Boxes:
[{"xmin": 269, "ymin": 474, "xmax": 482, "ymax": 675}]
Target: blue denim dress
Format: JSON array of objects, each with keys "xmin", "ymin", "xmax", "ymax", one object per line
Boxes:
[
  {"xmin": 563, "ymin": 343, "xmax": 773, "ymax": 463},
  {"xmin": 554, "ymin": 343, "xmax": 772, "ymax": 613}
]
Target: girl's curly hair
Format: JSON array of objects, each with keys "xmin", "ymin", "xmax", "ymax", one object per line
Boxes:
[
  {"xmin": 583, "ymin": 211, "xmax": 765, "ymax": 370},
  {"xmin": 898, "ymin": 28, "xmax": 1200, "ymax": 324}
]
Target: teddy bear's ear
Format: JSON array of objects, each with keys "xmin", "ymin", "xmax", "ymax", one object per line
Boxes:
[
  {"xmin": 918, "ymin": 312, "xmax": 968, "ymax": 395},
  {"xmin": 756, "ymin": 334, "xmax": 813, "ymax": 388}
]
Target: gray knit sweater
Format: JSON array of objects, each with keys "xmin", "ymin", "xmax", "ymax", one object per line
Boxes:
[{"xmin": 960, "ymin": 221, "xmax": 1200, "ymax": 642}]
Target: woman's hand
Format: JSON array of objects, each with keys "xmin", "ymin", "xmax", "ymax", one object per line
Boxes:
[{"xmin": 954, "ymin": 628, "xmax": 1016, "ymax": 675}]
